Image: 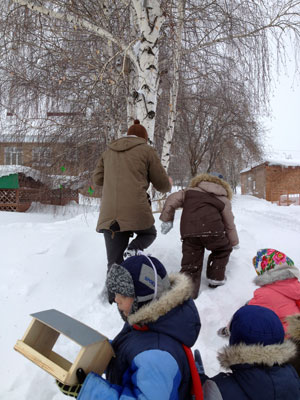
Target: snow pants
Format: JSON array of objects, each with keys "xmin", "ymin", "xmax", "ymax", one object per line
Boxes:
[
  {"xmin": 102, "ymin": 224, "xmax": 157, "ymax": 303},
  {"xmin": 180, "ymin": 234, "xmax": 232, "ymax": 299}
]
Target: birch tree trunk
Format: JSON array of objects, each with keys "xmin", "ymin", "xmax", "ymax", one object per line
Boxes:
[
  {"xmin": 129, "ymin": 0, "xmax": 165, "ymax": 142},
  {"xmin": 161, "ymin": 0, "xmax": 185, "ymax": 171}
]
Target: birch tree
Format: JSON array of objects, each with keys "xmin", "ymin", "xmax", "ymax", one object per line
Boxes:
[
  {"xmin": 160, "ymin": 0, "xmax": 185, "ymax": 170},
  {"xmin": 2, "ymin": 0, "xmax": 300, "ymax": 174},
  {"xmin": 7, "ymin": 0, "xmax": 166, "ymax": 143}
]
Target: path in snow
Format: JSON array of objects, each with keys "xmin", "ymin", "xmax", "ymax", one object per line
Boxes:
[{"xmin": 1, "ymin": 194, "xmax": 299, "ymax": 399}]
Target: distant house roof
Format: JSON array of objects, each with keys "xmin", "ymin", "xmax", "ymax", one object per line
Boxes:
[
  {"xmin": 240, "ymin": 159, "xmax": 300, "ymax": 174},
  {"xmin": 0, "ymin": 165, "xmax": 86, "ymax": 189}
]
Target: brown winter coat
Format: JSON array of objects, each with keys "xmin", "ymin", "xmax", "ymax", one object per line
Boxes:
[
  {"xmin": 160, "ymin": 173, "xmax": 239, "ymax": 246},
  {"xmin": 93, "ymin": 136, "xmax": 171, "ymax": 232}
]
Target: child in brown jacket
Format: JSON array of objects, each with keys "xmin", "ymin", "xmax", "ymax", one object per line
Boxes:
[{"xmin": 160, "ymin": 172, "xmax": 239, "ymax": 298}]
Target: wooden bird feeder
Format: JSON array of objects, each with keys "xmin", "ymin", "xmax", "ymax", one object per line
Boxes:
[{"xmin": 14, "ymin": 309, "xmax": 114, "ymax": 385}]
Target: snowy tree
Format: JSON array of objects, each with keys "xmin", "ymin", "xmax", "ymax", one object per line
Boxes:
[
  {"xmin": 6, "ymin": 0, "xmax": 166, "ymax": 143},
  {"xmin": 1, "ymin": 0, "xmax": 300, "ymax": 175},
  {"xmin": 173, "ymin": 67, "xmax": 263, "ymax": 179},
  {"xmin": 159, "ymin": 0, "xmax": 300, "ymax": 171}
]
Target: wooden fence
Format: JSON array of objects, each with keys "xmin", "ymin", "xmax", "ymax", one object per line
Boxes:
[{"xmin": 0, "ymin": 188, "xmax": 78, "ymax": 212}]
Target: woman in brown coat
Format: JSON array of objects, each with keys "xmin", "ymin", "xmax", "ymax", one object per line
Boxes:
[
  {"xmin": 160, "ymin": 172, "xmax": 239, "ymax": 298},
  {"xmin": 93, "ymin": 120, "xmax": 171, "ymax": 279}
]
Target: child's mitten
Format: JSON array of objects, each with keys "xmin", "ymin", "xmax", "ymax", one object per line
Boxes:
[
  {"xmin": 161, "ymin": 221, "xmax": 173, "ymax": 234},
  {"xmin": 56, "ymin": 368, "xmax": 86, "ymax": 397},
  {"xmin": 56, "ymin": 381, "xmax": 82, "ymax": 398}
]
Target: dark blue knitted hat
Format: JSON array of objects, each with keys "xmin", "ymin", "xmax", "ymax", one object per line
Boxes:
[
  {"xmin": 229, "ymin": 305, "xmax": 284, "ymax": 346},
  {"xmin": 106, "ymin": 255, "xmax": 170, "ymax": 305}
]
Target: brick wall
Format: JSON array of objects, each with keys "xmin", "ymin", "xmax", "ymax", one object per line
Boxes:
[
  {"xmin": 241, "ymin": 163, "xmax": 300, "ymax": 204},
  {"xmin": 0, "ymin": 142, "xmax": 49, "ymax": 167},
  {"xmin": 0, "ymin": 141, "xmax": 101, "ymax": 176},
  {"xmin": 266, "ymin": 165, "xmax": 300, "ymax": 203}
]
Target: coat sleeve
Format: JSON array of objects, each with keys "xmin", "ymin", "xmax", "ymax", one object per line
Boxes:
[
  {"xmin": 147, "ymin": 148, "xmax": 171, "ymax": 193},
  {"xmin": 92, "ymin": 154, "xmax": 104, "ymax": 187},
  {"xmin": 203, "ymin": 380, "xmax": 224, "ymax": 400},
  {"xmin": 159, "ymin": 190, "xmax": 185, "ymax": 222},
  {"xmin": 220, "ymin": 198, "xmax": 239, "ymax": 246},
  {"xmin": 77, "ymin": 350, "xmax": 182, "ymax": 400}
]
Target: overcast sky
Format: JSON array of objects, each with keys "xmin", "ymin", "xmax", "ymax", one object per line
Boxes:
[{"xmin": 263, "ymin": 46, "xmax": 300, "ymax": 161}]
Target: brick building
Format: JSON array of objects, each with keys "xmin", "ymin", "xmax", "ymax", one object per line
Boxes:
[
  {"xmin": 0, "ymin": 134, "xmax": 86, "ymax": 176},
  {"xmin": 240, "ymin": 159, "xmax": 300, "ymax": 205},
  {"xmin": 0, "ymin": 130, "xmax": 106, "ymax": 198}
]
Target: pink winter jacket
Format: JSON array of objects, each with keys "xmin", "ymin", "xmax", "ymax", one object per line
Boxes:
[{"xmin": 248, "ymin": 278, "xmax": 300, "ymax": 334}]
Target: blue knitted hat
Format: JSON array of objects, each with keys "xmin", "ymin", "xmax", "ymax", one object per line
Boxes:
[
  {"xmin": 106, "ymin": 255, "xmax": 170, "ymax": 305},
  {"xmin": 229, "ymin": 305, "xmax": 284, "ymax": 346}
]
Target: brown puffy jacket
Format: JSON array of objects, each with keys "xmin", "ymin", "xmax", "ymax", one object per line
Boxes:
[
  {"xmin": 160, "ymin": 173, "xmax": 239, "ymax": 246},
  {"xmin": 93, "ymin": 136, "xmax": 171, "ymax": 232}
]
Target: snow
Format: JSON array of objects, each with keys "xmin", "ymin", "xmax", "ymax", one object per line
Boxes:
[
  {"xmin": 1, "ymin": 193, "xmax": 300, "ymax": 400},
  {"xmin": 0, "ymin": 165, "xmax": 87, "ymax": 190},
  {"xmin": 0, "ymin": 165, "xmax": 44, "ymax": 181}
]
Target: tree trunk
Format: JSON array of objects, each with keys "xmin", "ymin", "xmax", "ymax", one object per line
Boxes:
[
  {"xmin": 129, "ymin": 0, "xmax": 165, "ymax": 142},
  {"xmin": 161, "ymin": 0, "xmax": 185, "ymax": 170}
]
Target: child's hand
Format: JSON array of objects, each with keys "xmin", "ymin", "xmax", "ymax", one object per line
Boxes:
[
  {"xmin": 161, "ymin": 221, "xmax": 173, "ymax": 234},
  {"xmin": 56, "ymin": 380, "xmax": 82, "ymax": 397},
  {"xmin": 56, "ymin": 368, "xmax": 86, "ymax": 397}
]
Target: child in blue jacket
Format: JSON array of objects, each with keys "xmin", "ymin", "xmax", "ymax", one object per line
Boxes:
[
  {"xmin": 57, "ymin": 254, "xmax": 201, "ymax": 399},
  {"xmin": 196, "ymin": 305, "xmax": 300, "ymax": 400}
]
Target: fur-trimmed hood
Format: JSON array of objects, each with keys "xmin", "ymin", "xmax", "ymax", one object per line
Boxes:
[
  {"xmin": 127, "ymin": 273, "xmax": 200, "ymax": 348},
  {"xmin": 286, "ymin": 314, "xmax": 300, "ymax": 342},
  {"xmin": 189, "ymin": 173, "xmax": 233, "ymax": 200},
  {"xmin": 108, "ymin": 136, "xmax": 146, "ymax": 152},
  {"xmin": 218, "ymin": 340, "xmax": 297, "ymax": 370},
  {"xmin": 254, "ymin": 265, "xmax": 300, "ymax": 286},
  {"xmin": 128, "ymin": 273, "xmax": 192, "ymax": 325}
]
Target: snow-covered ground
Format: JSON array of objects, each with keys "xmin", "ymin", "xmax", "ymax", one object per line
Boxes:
[{"xmin": 1, "ymin": 193, "xmax": 300, "ymax": 400}]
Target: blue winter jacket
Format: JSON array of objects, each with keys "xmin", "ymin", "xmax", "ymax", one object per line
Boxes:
[
  {"xmin": 202, "ymin": 341, "xmax": 300, "ymax": 400},
  {"xmin": 78, "ymin": 274, "xmax": 201, "ymax": 400}
]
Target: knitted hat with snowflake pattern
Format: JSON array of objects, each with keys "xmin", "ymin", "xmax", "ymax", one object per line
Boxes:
[{"xmin": 106, "ymin": 255, "xmax": 170, "ymax": 318}]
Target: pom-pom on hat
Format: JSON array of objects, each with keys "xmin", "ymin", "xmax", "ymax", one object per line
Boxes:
[
  {"xmin": 127, "ymin": 119, "xmax": 148, "ymax": 141},
  {"xmin": 106, "ymin": 255, "xmax": 170, "ymax": 307},
  {"xmin": 252, "ymin": 248, "xmax": 294, "ymax": 276},
  {"xmin": 229, "ymin": 305, "xmax": 284, "ymax": 346}
]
